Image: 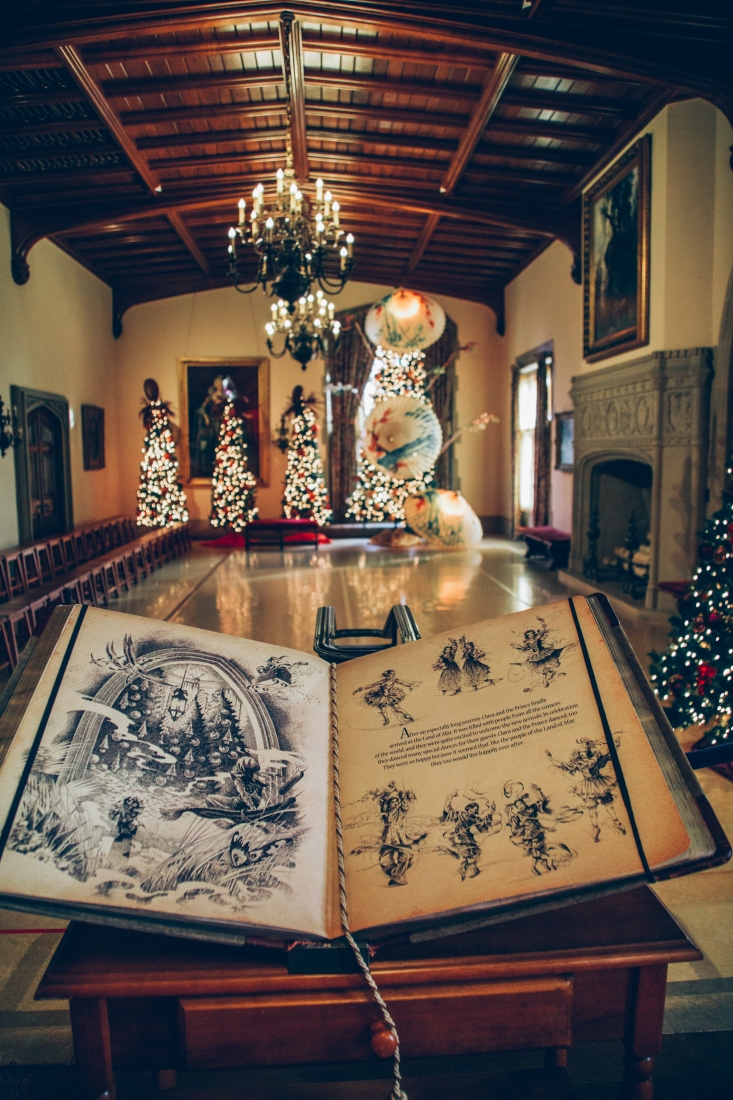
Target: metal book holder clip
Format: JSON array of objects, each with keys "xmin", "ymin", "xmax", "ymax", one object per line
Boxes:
[{"xmin": 313, "ymin": 605, "xmax": 420, "ymax": 664}]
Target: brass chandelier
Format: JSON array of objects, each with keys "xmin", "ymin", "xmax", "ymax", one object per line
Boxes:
[
  {"xmin": 227, "ymin": 163, "xmax": 354, "ymax": 310},
  {"xmin": 266, "ymin": 289, "xmax": 342, "ymax": 370}
]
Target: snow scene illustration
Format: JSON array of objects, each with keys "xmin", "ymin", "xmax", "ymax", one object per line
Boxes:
[{"xmin": 6, "ymin": 623, "xmax": 326, "ymax": 922}]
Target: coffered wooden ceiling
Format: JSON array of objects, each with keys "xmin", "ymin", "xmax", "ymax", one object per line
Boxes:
[{"xmin": 1, "ymin": 2, "xmax": 730, "ymax": 335}]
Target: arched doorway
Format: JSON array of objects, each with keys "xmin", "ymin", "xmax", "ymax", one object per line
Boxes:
[
  {"xmin": 27, "ymin": 406, "xmax": 64, "ymax": 539},
  {"xmin": 10, "ymin": 386, "xmax": 73, "ymax": 544}
]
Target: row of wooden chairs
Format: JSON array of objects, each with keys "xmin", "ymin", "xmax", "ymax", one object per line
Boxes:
[
  {"xmin": 0, "ymin": 521, "xmax": 190, "ymax": 674},
  {"xmin": 0, "ymin": 515, "xmax": 138, "ymax": 604}
]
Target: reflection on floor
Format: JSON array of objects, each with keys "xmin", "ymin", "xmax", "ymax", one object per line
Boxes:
[{"xmin": 0, "ymin": 536, "xmax": 730, "ymax": 1067}]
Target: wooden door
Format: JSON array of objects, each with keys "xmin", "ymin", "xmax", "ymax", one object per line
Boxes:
[{"xmin": 27, "ymin": 406, "xmax": 64, "ymax": 539}]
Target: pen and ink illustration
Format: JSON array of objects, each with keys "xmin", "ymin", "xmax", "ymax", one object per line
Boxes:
[
  {"xmin": 433, "ymin": 641, "xmax": 462, "ymax": 695},
  {"xmin": 7, "ymin": 627, "xmax": 322, "ymax": 917},
  {"xmin": 546, "ymin": 735, "xmax": 627, "ymax": 842},
  {"xmin": 347, "ymin": 780, "xmax": 430, "ymax": 886},
  {"xmin": 503, "ymin": 781, "xmax": 579, "ymax": 876},
  {"xmin": 433, "ymin": 636, "xmax": 500, "ymax": 696},
  {"xmin": 435, "ymin": 790, "xmax": 502, "ymax": 879},
  {"xmin": 352, "ymin": 670, "xmax": 421, "ymax": 727},
  {"xmin": 508, "ymin": 616, "xmax": 578, "ymax": 692}
]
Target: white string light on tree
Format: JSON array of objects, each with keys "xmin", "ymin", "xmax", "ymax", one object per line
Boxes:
[
  {"xmin": 282, "ymin": 386, "xmax": 332, "ymax": 526},
  {"xmin": 136, "ymin": 378, "xmax": 188, "ymax": 529},
  {"xmin": 210, "ymin": 395, "xmax": 259, "ymax": 532}
]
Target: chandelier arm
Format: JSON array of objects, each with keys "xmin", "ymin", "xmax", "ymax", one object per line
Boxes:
[
  {"xmin": 315, "ymin": 275, "xmax": 349, "ymax": 295},
  {"xmin": 266, "ymin": 337, "xmax": 290, "ymax": 359},
  {"xmin": 232, "ymin": 281, "xmax": 261, "ymax": 295}
]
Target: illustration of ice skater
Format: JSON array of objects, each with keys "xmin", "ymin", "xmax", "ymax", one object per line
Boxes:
[
  {"xmin": 433, "ymin": 641, "xmax": 462, "ymax": 695},
  {"xmin": 503, "ymin": 781, "xmax": 578, "ymax": 876},
  {"xmin": 349, "ymin": 780, "xmax": 428, "ymax": 886},
  {"xmin": 546, "ymin": 736, "xmax": 627, "ymax": 842},
  {"xmin": 459, "ymin": 637, "xmax": 499, "ymax": 691},
  {"xmin": 436, "ymin": 791, "xmax": 502, "ymax": 879},
  {"xmin": 353, "ymin": 669, "xmax": 420, "ymax": 726},
  {"xmin": 509, "ymin": 617, "xmax": 577, "ymax": 692},
  {"xmin": 255, "ymin": 655, "xmax": 308, "ymax": 688}
]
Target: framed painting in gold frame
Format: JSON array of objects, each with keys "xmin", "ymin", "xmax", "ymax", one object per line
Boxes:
[
  {"xmin": 583, "ymin": 134, "xmax": 651, "ymax": 363},
  {"xmin": 178, "ymin": 358, "xmax": 270, "ymax": 487}
]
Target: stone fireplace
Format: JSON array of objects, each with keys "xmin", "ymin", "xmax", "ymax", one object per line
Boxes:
[{"xmin": 568, "ymin": 348, "xmax": 712, "ymax": 610}]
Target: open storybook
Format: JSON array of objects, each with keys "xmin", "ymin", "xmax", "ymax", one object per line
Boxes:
[{"xmin": 0, "ymin": 596, "xmax": 728, "ymax": 947}]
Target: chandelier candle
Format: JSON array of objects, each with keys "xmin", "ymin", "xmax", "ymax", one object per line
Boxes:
[{"xmin": 227, "ymin": 159, "xmax": 354, "ymax": 312}]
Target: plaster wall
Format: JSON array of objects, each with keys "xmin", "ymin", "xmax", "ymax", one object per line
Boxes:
[
  {"xmin": 501, "ymin": 100, "xmax": 733, "ymax": 536},
  {"xmin": 113, "ymin": 281, "xmax": 504, "ymax": 527},
  {"xmin": 0, "ymin": 205, "xmax": 121, "ymax": 551}
]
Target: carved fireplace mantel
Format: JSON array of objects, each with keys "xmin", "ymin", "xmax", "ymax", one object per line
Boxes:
[{"xmin": 569, "ymin": 347, "xmax": 713, "ymax": 610}]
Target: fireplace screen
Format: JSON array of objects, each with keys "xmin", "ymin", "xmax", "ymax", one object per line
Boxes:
[{"xmin": 584, "ymin": 459, "xmax": 652, "ymax": 599}]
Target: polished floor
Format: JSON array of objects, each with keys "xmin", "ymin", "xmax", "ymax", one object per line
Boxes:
[{"xmin": 0, "ymin": 537, "xmax": 731, "ymax": 1068}]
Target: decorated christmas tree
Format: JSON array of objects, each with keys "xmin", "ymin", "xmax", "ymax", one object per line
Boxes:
[
  {"xmin": 136, "ymin": 378, "xmax": 189, "ymax": 529},
  {"xmin": 210, "ymin": 398, "xmax": 259, "ymax": 531},
  {"xmin": 650, "ymin": 475, "xmax": 733, "ymax": 754},
  {"xmin": 346, "ymin": 347, "xmax": 433, "ymax": 522},
  {"xmin": 282, "ymin": 386, "xmax": 332, "ymax": 525}
]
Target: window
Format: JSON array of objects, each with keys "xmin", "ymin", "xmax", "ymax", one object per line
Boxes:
[{"xmin": 513, "ymin": 349, "xmax": 553, "ymax": 531}]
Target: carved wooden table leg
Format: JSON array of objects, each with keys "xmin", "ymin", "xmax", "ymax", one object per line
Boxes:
[
  {"xmin": 70, "ymin": 997, "xmax": 116, "ymax": 1100},
  {"xmin": 621, "ymin": 964, "xmax": 667, "ymax": 1099}
]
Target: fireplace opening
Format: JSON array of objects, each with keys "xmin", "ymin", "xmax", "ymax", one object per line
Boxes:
[{"xmin": 584, "ymin": 459, "xmax": 652, "ymax": 599}]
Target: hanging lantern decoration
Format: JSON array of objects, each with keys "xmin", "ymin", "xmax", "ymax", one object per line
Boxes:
[
  {"xmin": 365, "ymin": 288, "xmax": 446, "ymax": 352},
  {"xmin": 362, "ymin": 394, "xmax": 442, "ymax": 481},
  {"xmin": 404, "ymin": 489, "xmax": 484, "ymax": 550}
]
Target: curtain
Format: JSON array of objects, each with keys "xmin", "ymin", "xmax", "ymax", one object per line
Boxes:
[
  {"xmin": 424, "ymin": 316, "xmax": 459, "ymax": 490},
  {"xmin": 533, "ymin": 358, "xmax": 552, "ymax": 527},
  {"xmin": 325, "ymin": 304, "xmax": 374, "ymax": 521}
]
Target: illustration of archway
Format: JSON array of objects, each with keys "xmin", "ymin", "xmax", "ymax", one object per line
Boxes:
[{"xmin": 59, "ymin": 648, "xmax": 279, "ymax": 783}]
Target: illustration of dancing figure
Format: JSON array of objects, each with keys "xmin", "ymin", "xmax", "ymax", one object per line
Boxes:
[
  {"xmin": 353, "ymin": 669, "xmax": 419, "ymax": 726},
  {"xmin": 437, "ymin": 791, "xmax": 502, "ymax": 879},
  {"xmin": 503, "ymin": 781, "xmax": 577, "ymax": 876},
  {"xmin": 433, "ymin": 641, "xmax": 462, "ymax": 695},
  {"xmin": 350, "ymin": 780, "xmax": 428, "ymax": 886},
  {"xmin": 510, "ymin": 618, "xmax": 576, "ymax": 691},
  {"xmin": 459, "ymin": 637, "xmax": 498, "ymax": 690},
  {"xmin": 546, "ymin": 736, "xmax": 627, "ymax": 842}
]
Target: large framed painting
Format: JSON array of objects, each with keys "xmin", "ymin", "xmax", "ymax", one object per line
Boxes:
[
  {"xmin": 178, "ymin": 358, "xmax": 270, "ymax": 486},
  {"xmin": 583, "ymin": 134, "xmax": 651, "ymax": 363},
  {"xmin": 81, "ymin": 404, "xmax": 105, "ymax": 470}
]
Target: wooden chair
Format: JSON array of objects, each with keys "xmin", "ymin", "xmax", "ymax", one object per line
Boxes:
[
  {"xmin": 4, "ymin": 552, "xmax": 28, "ymax": 599},
  {"xmin": 0, "ymin": 558, "xmax": 12, "ymax": 604}
]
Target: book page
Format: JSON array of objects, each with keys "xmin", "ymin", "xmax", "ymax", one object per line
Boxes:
[
  {"xmin": 335, "ymin": 598, "xmax": 671, "ymax": 934},
  {"xmin": 0, "ymin": 608, "xmax": 333, "ymax": 939},
  {"xmin": 574, "ymin": 598, "xmax": 691, "ymax": 868}
]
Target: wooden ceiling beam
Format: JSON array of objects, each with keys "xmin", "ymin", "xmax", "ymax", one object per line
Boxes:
[
  {"xmin": 82, "ymin": 31, "xmax": 496, "ymax": 71},
  {"xmin": 441, "ymin": 53, "xmax": 518, "ymax": 196},
  {"xmin": 0, "ymin": 118, "xmax": 107, "ymax": 137},
  {"xmin": 307, "ymin": 151, "xmax": 575, "ymax": 187},
  {"xmin": 44, "ymin": 47, "xmax": 215, "ymax": 285},
  {"xmin": 118, "ymin": 99, "xmax": 613, "ymax": 147},
  {"xmin": 55, "ymin": 44, "xmax": 161, "ymax": 193},
  {"xmin": 279, "ymin": 13, "xmax": 308, "ymax": 181},
  {"xmin": 83, "ymin": 34, "xmax": 280, "ymax": 64},
  {"xmin": 136, "ymin": 127, "xmax": 289, "ymax": 151},
  {"xmin": 500, "ymin": 88, "xmax": 638, "ymax": 118},
  {"xmin": 166, "ymin": 211, "xmax": 211, "ymax": 277},
  {"xmin": 121, "ymin": 101, "xmax": 286, "ymax": 126},
  {"xmin": 0, "ymin": 49, "xmax": 63, "ymax": 71},
  {"xmin": 0, "ymin": 87, "xmax": 87, "ymax": 106},
  {"xmin": 406, "ymin": 50, "xmax": 516, "ymax": 275},
  {"xmin": 101, "ymin": 70, "xmax": 282, "ymax": 99}
]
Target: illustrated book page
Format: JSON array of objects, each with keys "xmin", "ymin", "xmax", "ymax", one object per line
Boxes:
[
  {"xmin": 335, "ymin": 597, "xmax": 691, "ymax": 935},
  {"xmin": 0, "ymin": 606, "xmax": 336, "ymax": 939}
]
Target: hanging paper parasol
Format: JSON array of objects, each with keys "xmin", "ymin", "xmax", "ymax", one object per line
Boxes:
[
  {"xmin": 362, "ymin": 395, "xmax": 442, "ymax": 481},
  {"xmin": 365, "ymin": 288, "xmax": 446, "ymax": 352},
  {"xmin": 404, "ymin": 489, "xmax": 483, "ymax": 550}
]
